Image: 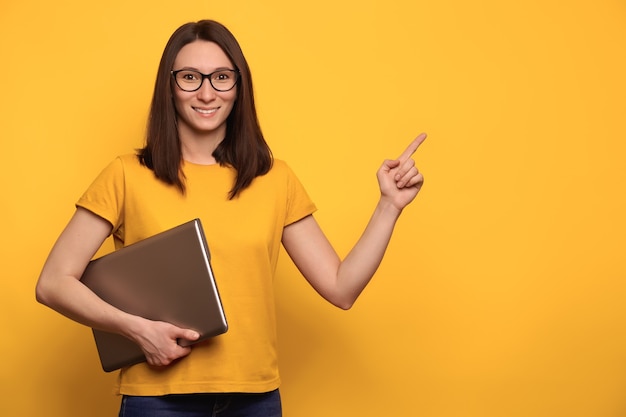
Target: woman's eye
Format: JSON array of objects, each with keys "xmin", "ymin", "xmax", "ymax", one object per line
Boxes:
[
  {"xmin": 182, "ymin": 72, "xmax": 199, "ymax": 81},
  {"xmin": 214, "ymin": 72, "xmax": 231, "ymax": 81}
]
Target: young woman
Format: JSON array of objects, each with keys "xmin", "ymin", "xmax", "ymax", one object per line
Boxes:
[{"xmin": 35, "ymin": 20, "xmax": 426, "ymax": 417}]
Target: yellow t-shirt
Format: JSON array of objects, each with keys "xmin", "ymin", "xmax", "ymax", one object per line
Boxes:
[{"xmin": 77, "ymin": 154, "xmax": 316, "ymax": 395}]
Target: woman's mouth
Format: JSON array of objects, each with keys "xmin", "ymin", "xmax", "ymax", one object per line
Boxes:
[{"xmin": 194, "ymin": 107, "xmax": 218, "ymax": 115}]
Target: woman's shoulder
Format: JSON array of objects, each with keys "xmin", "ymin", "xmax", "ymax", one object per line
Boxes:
[
  {"xmin": 116, "ymin": 153, "xmax": 142, "ymax": 165},
  {"xmin": 271, "ymin": 158, "xmax": 287, "ymax": 170},
  {"xmin": 268, "ymin": 158, "xmax": 296, "ymax": 175},
  {"xmin": 262, "ymin": 158, "xmax": 309, "ymax": 189},
  {"xmin": 93, "ymin": 153, "xmax": 149, "ymax": 180},
  {"xmin": 264, "ymin": 158, "xmax": 298, "ymax": 181},
  {"xmin": 107, "ymin": 153, "xmax": 149, "ymax": 172}
]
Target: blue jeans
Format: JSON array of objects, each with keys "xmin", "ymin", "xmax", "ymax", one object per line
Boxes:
[{"xmin": 118, "ymin": 389, "xmax": 282, "ymax": 417}]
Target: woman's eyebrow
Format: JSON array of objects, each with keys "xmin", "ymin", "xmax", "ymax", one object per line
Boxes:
[{"xmin": 177, "ymin": 66, "xmax": 236, "ymax": 72}]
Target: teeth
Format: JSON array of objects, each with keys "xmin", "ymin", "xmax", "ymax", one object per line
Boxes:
[{"xmin": 195, "ymin": 108, "xmax": 217, "ymax": 114}]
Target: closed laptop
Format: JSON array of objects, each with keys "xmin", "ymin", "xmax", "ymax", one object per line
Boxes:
[{"xmin": 80, "ymin": 219, "xmax": 228, "ymax": 372}]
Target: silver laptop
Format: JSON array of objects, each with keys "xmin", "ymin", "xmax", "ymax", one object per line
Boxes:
[{"xmin": 80, "ymin": 219, "xmax": 228, "ymax": 372}]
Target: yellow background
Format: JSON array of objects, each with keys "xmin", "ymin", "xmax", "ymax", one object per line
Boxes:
[{"xmin": 1, "ymin": 0, "xmax": 625, "ymax": 416}]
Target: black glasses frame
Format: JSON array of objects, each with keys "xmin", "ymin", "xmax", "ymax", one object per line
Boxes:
[{"xmin": 171, "ymin": 69, "xmax": 240, "ymax": 92}]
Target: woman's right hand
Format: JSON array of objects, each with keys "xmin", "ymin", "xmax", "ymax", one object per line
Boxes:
[{"xmin": 129, "ymin": 317, "xmax": 200, "ymax": 367}]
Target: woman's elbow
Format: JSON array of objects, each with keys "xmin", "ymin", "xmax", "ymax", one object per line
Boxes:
[
  {"xmin": 329, "ymin": 295, "xmax": 356, "ymax": 311},
  {"xmin": 35, "ymin": 279, "xmax": 51, "ymax": 306},
  {"xmin": 320, "ymin": 286, "xmax": 362, "ymax": 310},
  {"xmin": 35, "ymin": 275, "xmax": 59, "ymax": 308},
  {"xmin": 335, "ymin": 301, "xmax": 354, "ymax": 311}
]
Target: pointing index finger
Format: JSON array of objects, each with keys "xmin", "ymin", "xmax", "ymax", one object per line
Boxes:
[{"xmin": 397, "ymin": 133, "xmax": 427, "ymax": 161}]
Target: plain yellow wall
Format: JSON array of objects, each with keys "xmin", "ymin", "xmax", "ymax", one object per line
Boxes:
[{"xmin": 2, "ymin": 0, "xmax": 625, "ymax": 416}]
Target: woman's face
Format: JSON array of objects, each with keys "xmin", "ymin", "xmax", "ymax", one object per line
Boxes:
[{"xmin": 172, "ymin": 40, "xmax": 237, "ymax": 142}]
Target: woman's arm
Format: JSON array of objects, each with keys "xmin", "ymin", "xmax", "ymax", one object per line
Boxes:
[
  {"xmin": 282, "ymin": 134, "xmax": 426, "ymax": 309},
  {"xmin": 35, "ymin": 207, "xmax": 199, "ymax": 366}
]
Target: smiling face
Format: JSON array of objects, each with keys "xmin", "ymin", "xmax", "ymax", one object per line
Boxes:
[{"xmin": 172, "ymin": 40, "xmax": 237, "ymax": 145}]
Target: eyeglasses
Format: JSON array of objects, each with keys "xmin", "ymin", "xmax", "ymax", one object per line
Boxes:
[{"xmin": 171, "ymin": 69, "xmax": 239, "ymax": 92}]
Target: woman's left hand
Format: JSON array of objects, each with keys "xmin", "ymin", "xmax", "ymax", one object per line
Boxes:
[{"xmin": 377, "ymin": 133, "xmax": 427, "ymax": 211}]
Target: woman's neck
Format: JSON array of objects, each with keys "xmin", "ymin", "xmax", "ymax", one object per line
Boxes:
[{"xmin": 178, "ymin": 126, "xmax": 225, "ymax": 165}]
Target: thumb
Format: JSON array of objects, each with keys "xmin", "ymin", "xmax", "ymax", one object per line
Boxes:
[
  {"xmin": 177, "ymin": 328, "xmax": 200, "ymax": 341},
  {"xmin": 175, "ymin": 328, "xmax": 200, "ymax": 347},
  {"xmin": 382, "ymin": 159, "xmax": 401, "ymax": 171},
  {"xmin": 185, "ymin": 329, "xmax": 200, "ymax": 341}
]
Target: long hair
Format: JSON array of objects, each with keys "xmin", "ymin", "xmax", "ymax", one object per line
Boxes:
[{"xmin": 138, "ymin": 20, "xmax": 272, "ymax": 199}]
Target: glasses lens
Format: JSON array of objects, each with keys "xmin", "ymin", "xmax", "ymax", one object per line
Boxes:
[
  {"xmin": 175, "ymin": 70, "xmax": 202, "ymax": 91},
  {"xmin": 209, "ymin": 70, "xmax": 237, "ymax": 91}
]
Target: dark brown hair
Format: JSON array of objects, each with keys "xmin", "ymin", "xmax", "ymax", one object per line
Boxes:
[{"xmin": 138, "ymin": 20, "xmax": 272, "ymax": 199}]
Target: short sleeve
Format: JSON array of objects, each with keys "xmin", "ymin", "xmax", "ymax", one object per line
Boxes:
[
  {"xmin": 76, "ymin": 156, "xmax": 125, "ymax": 232},
  {"xmin": 283, "ymin": 162, "xmax": 317, "ymax": 226}
]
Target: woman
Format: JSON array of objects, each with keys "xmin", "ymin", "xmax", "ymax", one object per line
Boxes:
[{"xmin": 35, "ymin": 19, "xmax": 425, "ymax": 416}]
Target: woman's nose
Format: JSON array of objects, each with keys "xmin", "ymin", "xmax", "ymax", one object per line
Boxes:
[{"xmin": 197, "ymin": 78, "xmax": 217, "ymax": 100}]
